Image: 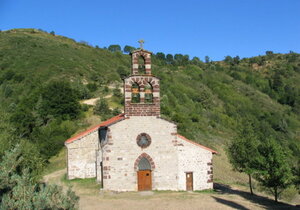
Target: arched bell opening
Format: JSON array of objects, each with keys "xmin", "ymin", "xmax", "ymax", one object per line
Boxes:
[
  {"xmin": 131, "ymin": 83, "xmax": 140, "ymax": 103},
  {"xmin": 138, "ymin": 56, "xmax": 146, "ymax": 74},
  {"xmin": 144, "ymin": 83, "xmax": 153, "ymax": 103}
]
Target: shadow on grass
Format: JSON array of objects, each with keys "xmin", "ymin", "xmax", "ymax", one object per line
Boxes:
[
  {"xmin": 214, "ymin": 183, "xmax": 298, "ymax": 210},
  {"xmin": 211, "ymin": 196, "xmax": 250, "ymax": 210}
]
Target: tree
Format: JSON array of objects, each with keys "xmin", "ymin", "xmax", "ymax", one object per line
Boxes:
[
  {"xmin": 174, "ymin": 54, "xmax": 183, "ymax": 64},
  {"xmin": 156, "ymin": 52, "xmax": 166, "ymax": 60},
  {"xmin": 71, "ymin": 80, "xmax": 91, "ymax": 100},
  {"xmin": 293, "ymin": 161, "xmax": 300, "ymax": 193},
  {"xmin": 265, "ymin": 51, "xmax": 274, "ymax": 56},
  {"xmin": 116, "ymin": 66, "xmax": 129, "ymax": 79},
  {"xmin": 86, "ymin": 83, "xmax": 97, "ymax": 92},
  {"xmin": 123, "ymin": 45, "xmax": 136, "ymax": 53},
  {"xmin": 224, "ymin": 56, "xmax": 233, "ymax": 65},
  {"xmin": 113, "ymin": 87, "xmax": 122, "ymax": 98},
  {"xmin": 191, "ymin": 56, "xmax": 201, "ymax": 65},
  {"xmin": 182, "ymin": 55, "xmax": 189, "ymax": 65},
  {"xmin": 0, "ymin": 146, "xmax": 79, "ymax": 209},
  {"xmin": 226, "ymin": 122, "xmax": 260, "ymax": 195},
  {"xmin": 50, "ymin": 31, "xmax": 55, "ymax": 36},
  {"xmin": 10, "ymin": 105, "xmax": 35, "ymax": 137},
  {"xmin": 166, "ymin": 54, "xmax": 174, "ymax": 64},
  {"xmin": 108, "ymin": 45, "xmax": 121, "ymax": 52},
  {"xmin": 94, "ymin": 98, "xmax": 111, "ymax": 118},
  {"xmin": 174, "ymin": 54, "xmax": 189, "ymax": 65},
  {"xmin": 205, "ymin": 56, "xmax": 210, "ymax": 63},
  {"xmin": 256, "ymin": 138, "xmax": 293, "ymax": 202},
  {"xmin": 39, "ymin": 81, "xmax": 81, "ymax": 121},
  {"xmin": 233, "ymin": 56, "xmax": 240, "ymax": 65}
]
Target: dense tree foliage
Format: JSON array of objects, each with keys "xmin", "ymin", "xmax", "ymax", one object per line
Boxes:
[
  {"xmin": 0, "ymin": 146, "xmax": 79, "ymax": 209},
  {"xmin": 293, "ymin": 161, "xmax": 300, "ymax": 193},
  {"xmin": 227, "ymin": 123, "xmax": 295, "ymax": 202},
  {"xmin": 39, "ymin": 81, "xmax": 81, "ymax": 120},
  {"xmin": 93, "ymin": 98, "xmax": 121, "ymax": 120},
  {"xmin": 226, "ymin": 122, "xmax": 260, "ymax": 195},
  {"xmin": 123, "ymin": 45, "xmax": 136, "ymax": 53},
  {"xmin": 8, "ymin": 80, "xmax": 80, "ymax": 158},
  {"xmin": 108, "ymin": 44, "xmax": 121, "ymax": 52},
  {"xmin": 256, "ymin": 138, "xmax": 293, "ymax": 202}
]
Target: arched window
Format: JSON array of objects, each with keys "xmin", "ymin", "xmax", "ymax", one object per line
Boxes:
[
  {"xmin": 131, "ymin": 83, "xmax": 140, "ymax": 103},
  {"xmin": 144, "ymin": 83, "xmax": 153, "ymax": 103},
  {"xmin": 138, "ymin": 56, "xmax": 146, "ymax": 74},
  {"xmin": 138, "ymin": 157, "xmax": 151, "ymax": 171}
]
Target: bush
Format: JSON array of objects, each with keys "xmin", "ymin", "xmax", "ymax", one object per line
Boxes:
[
  {"xmin": 0, "ymin": 146, "xmax": 79, "ymax": 209},
  {"xmin": 86, "ymin": 83, "xmax": 97, "ymax": 92},
  {"xmin": 94, "ymin": 98, "xmax": 111, "ymax": 116}
]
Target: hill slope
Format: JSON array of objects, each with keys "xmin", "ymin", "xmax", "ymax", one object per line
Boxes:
[
  {"xmin": 1, "ymin": 29, "xmax": 299, "ymax": 142},
  {"xmin": 0, "ymin": 29, "xmax": 300, "ymax": 191}
]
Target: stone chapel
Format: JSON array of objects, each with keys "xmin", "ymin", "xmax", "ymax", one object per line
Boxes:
[{"xmin": 65, "ymin": 47, "xmax": 217, "ymax": 191}]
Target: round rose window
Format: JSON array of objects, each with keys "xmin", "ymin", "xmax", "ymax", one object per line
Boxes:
[{"xmin": 136, "ymin": 133, "xmax": 151, "ymax": 148}]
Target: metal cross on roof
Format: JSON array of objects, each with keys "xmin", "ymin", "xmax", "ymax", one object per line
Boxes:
[{"xmin": 138, "ymin": 39, "xmax": 144, "ymax": 49}]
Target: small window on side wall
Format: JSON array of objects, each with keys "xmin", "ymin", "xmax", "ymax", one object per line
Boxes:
[
  {"xmin": 131, "ymin": 83, "xmax": 140, "ymax": 103},
  {"xmin": 144, "ymin": 83, "xmax": 153, "ymax": 103}
]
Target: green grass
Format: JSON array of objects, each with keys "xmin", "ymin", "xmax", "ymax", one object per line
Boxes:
[
  {"xmin": 61, "ymin": 173, "xmax": 101, "ymax": 191},
  {"xmin": 194, "ymin": 189, "xmax": 217, "ymax": 194},
  {"xmin": 42, "ymin": 148, "xmax": 66, "ymax": 175}
]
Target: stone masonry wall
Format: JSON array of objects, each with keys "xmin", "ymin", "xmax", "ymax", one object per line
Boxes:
[
  {"xmin": 102, "ymin": 116, "xmax": 178, "ymax": 191},
  {"xmin": 66, "ymin": 130, "xmax": 101, "ymax": 179},
  {"xmin": 177, "ymin": 137, "xmax": 213, "ymax": 190}
]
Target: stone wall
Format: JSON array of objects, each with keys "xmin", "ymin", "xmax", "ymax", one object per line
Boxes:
[
  {"xmin": 66, "ymin": 130, "xmax": 101, "ymax": 179},
  {"xmin": 101, "ymin": 116, "xmax": 178, "ymax": 191},
  {"xmin": 177, "ymin": 137, "xmax": 213, "ymax": 190}
]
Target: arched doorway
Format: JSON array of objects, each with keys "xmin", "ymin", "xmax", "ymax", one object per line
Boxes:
[{"xmin": 134, "ymin": 153, "xmax": 155, "ymax": 191}]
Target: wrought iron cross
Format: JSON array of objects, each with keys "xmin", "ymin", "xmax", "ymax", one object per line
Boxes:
[{"xmin": 138, "ymin": 39, "xmax": 144, "ymax": 49}]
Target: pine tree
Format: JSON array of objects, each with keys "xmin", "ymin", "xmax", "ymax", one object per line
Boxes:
[{"xmin": 0, "ymin": 146, "xmax": 79, "ymax": 209}]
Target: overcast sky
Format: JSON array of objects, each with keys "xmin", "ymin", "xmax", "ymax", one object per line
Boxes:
[{"xmin": 1, "ymin": 0, "xmax": 299, "ymax": 60}]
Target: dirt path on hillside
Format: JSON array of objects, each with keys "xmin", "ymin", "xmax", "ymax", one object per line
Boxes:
[
  {"xmin": 44, "ymin": 169, "xmax": 298, "ymax": 210},
  {"xmin": 81, "ymin": 95, "xmax": 112, "ymax": 106}
]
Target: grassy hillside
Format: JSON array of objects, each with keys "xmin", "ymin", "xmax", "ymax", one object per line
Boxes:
[{"xmin": 1, "ymin": 28, "xmax": 300, "ymax": 178}]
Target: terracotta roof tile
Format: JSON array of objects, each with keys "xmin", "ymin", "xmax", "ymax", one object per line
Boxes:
[
  {"xmin": 176, "ymin": 134, "xmax": 218, "ymax": 154},
  {"xmin": 65, "ymin": 114, "xmax": 125, "ymax": 144}
]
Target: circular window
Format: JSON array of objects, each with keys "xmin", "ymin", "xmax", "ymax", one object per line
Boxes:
[{"xmin": 136, "ymin": 133, "xmax": 151, "ymax": 148}]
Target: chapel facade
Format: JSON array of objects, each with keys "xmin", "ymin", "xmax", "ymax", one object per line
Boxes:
[{"xmin": 65, "ymin": 48, "xmax": 217, "ymax": 191}]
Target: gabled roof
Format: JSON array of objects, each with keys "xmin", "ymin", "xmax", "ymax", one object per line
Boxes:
[
  {"xmin": 65, "ymin": 114, "xmax": 125, "ymax": 144},
  {"xmin": 176, "ymin": 134, "xmax": 218, "ymax": 154}
]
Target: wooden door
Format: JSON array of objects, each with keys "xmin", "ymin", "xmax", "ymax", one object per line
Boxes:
[
  {"xmin": 186, "ymin": 172, "xmax": 193, "ymax": 191},
  {"xmin": 137, "ymin": 170, "xmax": 152, "ymax": 191}
]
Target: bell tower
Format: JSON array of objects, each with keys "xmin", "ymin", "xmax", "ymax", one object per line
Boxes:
[{"xmin": 124, "ymin": 44, "xmax": 160, "ymax": 117}]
